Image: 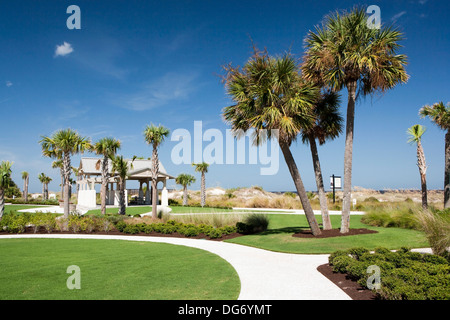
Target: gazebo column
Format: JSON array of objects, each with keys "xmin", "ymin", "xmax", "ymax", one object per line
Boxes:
[
  {"xmin": 139, "ymin": 181, "xmax": 144, "ymax": 202},
  {"xmin": 145, "ymin": 180, "xmax": 151, "ymax": 205},
  {"xmin": 161, "ymin": 178, "xmax": 168, "ymax": 207}
]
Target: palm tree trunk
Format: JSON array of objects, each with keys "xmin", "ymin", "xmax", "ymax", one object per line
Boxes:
[
  {"xmin": 24, "ymin": 177, "xmax": 29, "ymax": 202},
  {"xmin": 183, "ymin": 186, "xmax": 188, "ymax": 206},
  {"xmin": 0, "ymin": 188, "xmax": 4, "ymax": 219},
  {"xmin": 201, "ymin": 172, "xmax": 206, "ymax": 207},
  {"xmin": 60, "ymin": 168, "xmax": 64, "ymax": 201},
  {"xmin": 445, "ymin": 130, "xmax": 450, "ymax": 208},
  {"xmin": 63, "ymin": 152, "xmax": 71, "ymax": 219},
  {"xmin": 341, "ymin": 80, "xmax": 357, "ymax": 234},
  {"xmin": 308, "ymin": 135, "xmax": 332, "ymax": 230},
  {"xmin": 118, "ymin": 179, "xmax": 126, "ymax": 215},
  {"xmin": 151, "ymin": 144, "xmax": 159, "ymax": 219},
  {"xmin": 101, "ymin": 156, "xmax": 108, "ymax": 215},
  {"xmin": 279, "ymin": 139, "xmax": 321, "ymax": 236},
  {"xmin": 417, "ymin": 140, "xmax": 428, "ymax": 210}
]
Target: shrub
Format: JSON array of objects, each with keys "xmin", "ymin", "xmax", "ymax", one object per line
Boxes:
[
  {"xmin": 415, "ymin": 209, "xmax": 450, "ymax": 259},
  {"xmin": 207, "ymin": 228, "xmax": 223, "ymax": 239},
  {"xmin": 284, "ymin": 192, "xmax": 297, "ymax": 198},
  {"xmin": 329, "ymin": 247, "xmax": 450, "ymax": 300},
  {"xmin": 243, "ymin": 214, "xmax": 269, "ymax": 233}
]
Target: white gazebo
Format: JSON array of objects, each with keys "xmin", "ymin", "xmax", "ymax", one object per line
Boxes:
[{"xmin": 76, "ymin": 157, "xmax": 175, "ymax": 209}]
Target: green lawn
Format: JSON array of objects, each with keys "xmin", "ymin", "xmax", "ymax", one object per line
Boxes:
[
  {"xmin": 225, "ymin": 214, "xmax": 429, "ymax": 254},
  {"xmin": 0, "ymin": 238, "xmax": 240, "ymax": 300},
  {"xmin": 4, "ymin": 204, "xmax": 52, "ymax": 215}
]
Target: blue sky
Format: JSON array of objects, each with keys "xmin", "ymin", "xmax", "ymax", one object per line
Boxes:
[{"xmin": 0, "ymin": 0, "xmax": 449, "ymax": 193}]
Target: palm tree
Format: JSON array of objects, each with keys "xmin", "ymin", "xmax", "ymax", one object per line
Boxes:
[
  {"xmin": 21, "ymin": 171, "xmax": 29, "ymax": 202},
  {"xmin": 407, "ymin": 124, "xmax": 428, "ymax": 210},
  {"xmin": 302, "ymin": 7, "xmax": 409, "ymax": 233},
  {"xmin": 40, "ymin": 128, "xmax": 92, "ymax": 219},
  {"xmin": 420, "ymin": 102, "xmax": 450, "ymax": 208},
  {"xmin": 143, "ymin": 124, "xmax": 170, "ymax": 219},
  {"xmin": 0, "ymin": 161, "xmax": 13, "ymax": 219},
  {"xmin": 301, "ymin": 91, "xmax": 343, "ymax": 230},
  {"xmin": 51, "ymin": 159, "xmax": 64, "ymax": 200},
  {"xmin": 110, "ymin": 155, "xmax": 134, "ymax": 215},
  {"xmin": 93, "ymin": 137, "xmax": 121, "ymax": 215},
  {"xmin": 38, "ymin": 173, "xmax": 47, "ymax": 200},
  {"xmin": 175, "ymin": 173, "xmax": 196, "ymax": 206},
  {"xmin": 192, "ymin": 162, "xmax": 209, "ymax": 207},
  {"xmin": 43, "ymin": 175, "xmax": 52, "ymax": 200},
  {"xmin": 222, "ymin": 49, "xmax": 322, "ymax": 236}
]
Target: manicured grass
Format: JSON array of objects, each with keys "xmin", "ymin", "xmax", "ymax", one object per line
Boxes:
[
  {"xmin": 0, "ymin": 238, "xmax": 240, "ymax": 300},
  {"xmin": 225, "ymin": 214, "xmax": 429, "ymax": 254},
  {"xmin": 4, "ymin": 204, "xmax": 51, "ymax": 215}
]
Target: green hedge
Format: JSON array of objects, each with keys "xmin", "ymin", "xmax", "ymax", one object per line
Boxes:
[
  {"xmin": 328, "ymin": 247, "xmax": 450, "ymax": 300},
  {"xmin": 115, "ymin": 219, "xmax": 237, "ymax": 239}
]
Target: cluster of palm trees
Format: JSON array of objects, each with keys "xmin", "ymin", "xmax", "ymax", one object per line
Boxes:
[
  {"xmin": 222, "ymin": 7, "xmax": 409, "ymax": 235},
  {"xmin": 408, "ymin": 101, "xmax": 450, "ymax": 210},
  {"xmin": 37, "ymin": 123, "xmax": 171, "ymax": 224},
  {"xmin": 175, "ymin": 162, "xmax": 210, "ymax": 207},
  {"xmin": 0, "ymin": 161, "xmax": 13, "ymax": 218}
]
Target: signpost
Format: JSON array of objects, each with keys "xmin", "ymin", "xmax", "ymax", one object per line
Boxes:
[{"xmin": 330, "ymin": 174, "xmax": 342, "ymax": 204}]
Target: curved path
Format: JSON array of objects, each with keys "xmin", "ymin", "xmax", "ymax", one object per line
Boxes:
[{"xmin": 0, "ymin": 234, "xmax": 351, "ymax": 300}]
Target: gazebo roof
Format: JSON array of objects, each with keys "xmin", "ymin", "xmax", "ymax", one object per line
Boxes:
[{"xmin": 78, "ymin": 157, "xmax": 175, "ymax": 180}]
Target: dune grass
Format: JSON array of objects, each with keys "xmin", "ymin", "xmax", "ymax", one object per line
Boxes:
[
  {"xmin": 0, "ymin": 238, "xmax": 240, "ymax": 300},
  {"xmin": 225, "ymin": 214, "xmax": 429, "ymax": 254}
]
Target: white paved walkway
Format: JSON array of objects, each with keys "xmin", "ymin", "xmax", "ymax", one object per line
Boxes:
[{"xmin": 0, "ymin": 234, "xmax": 351, "ymax": 300}]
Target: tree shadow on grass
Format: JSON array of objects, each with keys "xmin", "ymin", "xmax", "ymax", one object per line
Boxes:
[{"xmin": 258, "ymin": 226, "xmax": 304, "ymax": 235}]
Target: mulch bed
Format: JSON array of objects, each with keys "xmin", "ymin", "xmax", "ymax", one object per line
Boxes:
[
  {"xmin": 0, "ymin": 226, "xmax": 244, "ymax": 241},
  {"xmin": 317, "ymin": 263, "xmax": 378, "ymax": 300},
  {"xmin": 292, "ymin": 228, "xmax": 378, "ymax": 238}
]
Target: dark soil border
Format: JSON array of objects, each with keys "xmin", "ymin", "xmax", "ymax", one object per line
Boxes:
[
  {"xmin": 293, "ymin": 228, "xmax": 378, "ymax": 238},
  {"xmin": 317, "ymin": 263, "xmax": 378, "ymax": 300}
]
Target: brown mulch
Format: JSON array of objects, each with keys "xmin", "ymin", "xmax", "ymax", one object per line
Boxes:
[
  {"xmin": 292, "ymin": 228, "xmax": 378, "ymax": 238},
  {"xmin": 317, "ymin": 263, "xmax": 378, "ymax": 300}
]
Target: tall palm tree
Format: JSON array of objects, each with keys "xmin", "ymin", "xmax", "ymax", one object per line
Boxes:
[
  {"xmin": 40, "ymin": 128, "xmax": 92, "ymax": 219},
  {"xmin": 407, "ymin": 124, "xmax": 428, "ymax": 210},
  {"xmin": 43, "ymin": 175, "xmax": 52, "ymax": 200},
  {"xmin": 302, "ymin": 7, "xmax": 409, "ymax": 233},
  {"xmin": 38, "ymin": 173, "xmax": 52, "ymax": 200},
  {"xmin": 175, "ymin": 173, "xmax": 196, "ymax": 206},
  {"xmin": 301, "ymin": 91, "xmax": 343, "ymax": 230},
  {"xmin": 93, "ymin": 137, "xmax": 121, "ymax": 215},
  {"xmin": 110, "ymin": 155, "xmax": 134, "ymax": 215},
  {"xmin": 222, "ymin": 49, "xmax": 322, "ymax": 236},
  {"xmin": 0, "ymin": 161, "xmax": 13, "ymax": 219},
  {"xmin": 143, "ymin": 124, "xmax": 170, "ymax": 219},
  {"xmin": 21, "ymin": 171, "xmax": 29, "ymax": 202},
  {"xmin": 51, "ymin": 159, "xmax": 64, "ymax": 200},
  {"xmin": 192, "ymin": 163, "xmax": 209, "ymax": 207},
  {"xmin": 38, "ymin": 173, "xmax": 47, "ymax": 199},
  {"xmin": 420, "ymin": 102, "xmax": 450, "ymax": 208}
]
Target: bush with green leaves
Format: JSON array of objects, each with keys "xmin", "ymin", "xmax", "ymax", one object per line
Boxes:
[
  {"xmin": 328, "ymin": 247, "xmax": 450, "ymax": 300},
  {"xmin": 115, "ymin": 218, "xmax": 237, "ymax": 239},
  {"xmin": 235, "ymin": 214, "xmax": 269, "ymax": 234}
]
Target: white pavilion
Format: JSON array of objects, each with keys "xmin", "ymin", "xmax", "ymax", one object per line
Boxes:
[{"xmin": 76, "ymin": 157, "xmax": 175, "ymax": 209}]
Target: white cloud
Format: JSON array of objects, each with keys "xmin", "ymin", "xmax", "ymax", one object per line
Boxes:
[
  {"xmin": 54, "ymin": 42, "xmax": 74, "ymax": 57},
  {"xmin": 118, "ymin": 72, "xmax": 200, "ymax": 111},
  {"xmin": 5, "ymin": 81, "xmax": 12, "ymax": 87},
  {"xmin": 391, "ymin": 11, "xmax": 407, "ymax": 21}
]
